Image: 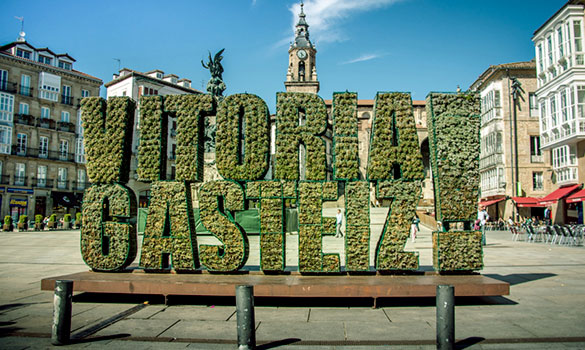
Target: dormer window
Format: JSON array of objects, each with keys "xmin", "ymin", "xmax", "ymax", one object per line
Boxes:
[
  {"xmin": 156, "ymin": 73, "xmax": 163, "ymax": 79},
  {"xmin": 16, "ymin": 49, "xmax": 31, "ymax": 59},
  {"xmin": 58, "ymin": 61, "xmax": 72, "ymax": 70},
  {"xmin": 38, "ymin": 55, "xmax": 52, "ymax": 65}
]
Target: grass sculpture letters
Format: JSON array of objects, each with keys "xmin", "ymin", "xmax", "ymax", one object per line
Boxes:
[{"xmin": 80, "ymin": 91, "xmax": 482, "ymax": 274}]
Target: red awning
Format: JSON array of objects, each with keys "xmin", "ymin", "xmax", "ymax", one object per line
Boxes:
[
  {"xmin": 538, "ymin": 184, "xmax": 582, "ymax": 206},
  {"xmin": 511, "ymin": 197, "xmax": 545, "ymax": 208},
  {"xmin": 479, "ymin": 197, "xmax": 506, "ymax": 207},
  {"xmin": 566, "ymin": 188, "xmax": 585, "ymax": 203}
]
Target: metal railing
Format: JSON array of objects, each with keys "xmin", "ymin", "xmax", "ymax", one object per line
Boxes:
[
  {"xmin": 0, "ymin": 80, "xmax": 17, "ymax": 93},
  {"xmin": 11, "ymin": 145, "xmax": 76, "ymax": 163},
  {"xmin": 19, "ymin": 85, "xmax": 33, "ymax": 97},
  {"xmin": 61, "ymin": 94, "xmax": 74, "ymax": 105},
  {"xmin": 32, "ymin": 177, "xmax": 54, "ymax": 189}
]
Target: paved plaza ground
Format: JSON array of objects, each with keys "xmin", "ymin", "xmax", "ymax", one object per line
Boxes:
[{"xmin": 0, "ymin": 208, "xmax": 584, "ymax": 349}]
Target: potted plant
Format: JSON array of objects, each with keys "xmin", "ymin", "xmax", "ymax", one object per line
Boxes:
[
  {"xmin": 17, "ymin": 215, "xmax": 28, "ymax": 231},
  {"xmin": 48, "ymin": 214, "xmax": 57, "ymax": 230},
  {"xmin": 35, "ymin": 215, "xmax": 43, "ymax": 231},
  {"xmin": 75, "ymin": 212, "xmax": 82, "ymax": 229},
  {"xmin": 63, "ymin": 214, "xmax": 71, "ymax": 229},
  {"xmin": 3, "ymin": 216, "xmax": 13, "ymax": 232}
]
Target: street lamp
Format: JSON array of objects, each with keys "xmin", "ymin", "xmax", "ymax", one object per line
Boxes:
[{"xmin": 510, "ymin": 77, "xmax": 524, "ymax": 221}]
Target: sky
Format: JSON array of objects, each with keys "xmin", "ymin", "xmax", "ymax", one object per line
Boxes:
[{"xmin": 0, "ymin": 0, "xmax": 568, "ymax": 112}]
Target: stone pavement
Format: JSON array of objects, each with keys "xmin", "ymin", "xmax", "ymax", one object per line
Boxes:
[{"xmin": 0, "ymin": 212, "xmax": 585, "ymax": 349}]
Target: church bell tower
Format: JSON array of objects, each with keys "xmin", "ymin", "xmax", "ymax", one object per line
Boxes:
[{"xmin": 285, "ymin": 2, "xmax": 319, "ymax": 94}]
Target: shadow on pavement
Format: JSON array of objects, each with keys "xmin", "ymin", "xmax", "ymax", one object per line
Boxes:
[
  {"xmin": 257, "ymin": 338, "xmax": 301, "ymax": 349},
  {"xmin": 456, "ymin": 336, "xmax": 485, "ymax": 349},
  {"xmin": 70, "ymin": 333, "xmax": 131, "ymax": 344},
  {"xmin": 485, "ymin": 273, "xmax": 556, "ymax": 286}
]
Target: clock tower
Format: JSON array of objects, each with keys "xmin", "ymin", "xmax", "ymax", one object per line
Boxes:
[{"xmin": 285, "ymin": 2, "xmax": 319, "ymax": 94}]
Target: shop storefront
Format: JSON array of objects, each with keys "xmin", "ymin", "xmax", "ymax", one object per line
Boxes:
[
  {"xmin": 6, "ymin": 187, "xmax": 34, "ymax": 222},
  {"xmin": 538, "ymin": 184, "xmax": 582, "ymax": 224}
]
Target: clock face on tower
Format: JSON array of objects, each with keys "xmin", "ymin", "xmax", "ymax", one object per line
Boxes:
[{"xmin": 297, "ymin": 49, "xmax": 307, "ymax": 60}]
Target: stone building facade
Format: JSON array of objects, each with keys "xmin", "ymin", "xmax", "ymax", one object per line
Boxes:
[
  {"xmin": 470, "ymin": 61, "xmax": 553, "ymax": 222},
  {"xmin": 0, "ymin": 37, "xmax": 101, "ymax": 222}
]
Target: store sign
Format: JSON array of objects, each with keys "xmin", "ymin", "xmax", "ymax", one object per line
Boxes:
[
  {"xmin": 9, "ymin": 198, "xmax": 28, "ymax": 208},
  {"xmin": 80, "ymin": 93, "xmax": 482, "ymax": 274}
]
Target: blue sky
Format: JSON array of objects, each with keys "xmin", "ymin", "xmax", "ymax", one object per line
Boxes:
[{"xmin": 0, "ymin": 0, "xmax": 567, "ymax": 111}]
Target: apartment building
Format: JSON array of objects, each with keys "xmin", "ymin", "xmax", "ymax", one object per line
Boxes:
[
  {"xmin": 0, "ymin": 35, "xmax": 101, "ymax": 221},
  {"xmin": 533, "ymin": 0, "xmax": 585, "ymax": 224}
]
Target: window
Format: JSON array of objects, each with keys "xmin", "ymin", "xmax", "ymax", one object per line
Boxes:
[
  {"xmin": 39, "ymin": 72, "xmax": 60, "ymax": 101},
  {"xmin": 577, "ymin": 86, "xmax": 585, "ymax": 119},
  {"xmin": 530, "ymin": 136, "xmax": 542, "ymax": 163},
  {"xmin": 538, "ymin": 44, "xmax": 544, "ymax": 73},
  {"xmin": 59, "ymin": 140, "xmax": 69, "ymax": 160},
  {"xmin": 529, "ymin": 93, "xmax": 538, "ymax": 117},
  {"xmin": 0, "ymin": 69, "xmax": 7, "ymax": 90},
  {"xmin": 57, "ymin": 167, "xmax": 67, "ymax": 189},
  {"xmin": 61, "ymin": 85, "xmax": 72, "ymax": 105},
  {"xmin": 41, "ymin": 107, "xmax": 50, "ymax": 119},
  {"xmin": 16, "ymin": 48, "xmax": 31, "ymax": 59},
  {"xmin": 0, "ymin": 125, "xmax": 12, "ymax": 154},
  {"xmin": 38, "ymin": 55, "xmax": 52, "ymax": 65},
  {"xmin": 16, "ymin": 133, "xmax": 27, "ymax": 155},
  {"xmin": 81, "ymin": 89, "xmax": 90, "ymax": 98},
  {"xmin": 39, "ymin": 136, "xmax": 48, "ymax": 158},
  {"xmin": 19, "ymin": 102, "xmax": 28, "ymax": 115},
  {"xmin": 533, "ymin": 172, "xmax": 543, "ymax": 191},
  {"xmin": 39, "ymin": 85, "xmax": 58, "ymax": 101},
  {"xmin": 15, "ymin": 163, "xmax": 25, "ymax": 185},
  {"xmin": 77, "ymin": 169, "xmax": 86, "ymax": 189},
  {"xmin": 76, "ymin": 138, "xmax": 85, "ymax": 163},
  {"xmin": 561, "ymin": 90, "xmax": 568, "ymax": 122},
  {"xmin": 575, "ymin": 21, "xmax": 584, "ymax": 65},
  {"xmin": 550, "ymin": 97, "xmax": 557, "ymax": 127},
  {"xmin": 76, "ymin": 110, "xmax": 84, "ymax": 136},
  {"xmin": 547, "ymin": 35, "xmax": 554, "ymax": 66},
  {"xmin": 61, "ymin": 111, "xmax": 70, "ymax": 123},
  {"xmin": 558, "ymin": 27, "xmax": 565, "ymax": 58},
  {"xmin": 0, "ymin": 92, "xmax": 14, "ymax": 122},
  {"xmin": 37, "ymin": 165, "xmax": 47, "ymax": 187},
  {"xmin": 20, "ymin": 74, "xmax": 31, "ymax": 96},
  {"xmin": 142, "ymin": 87, "xmax": 159, "ymax": 96},
  {"xmin": 540, "ymin": 101, "xmax": 547, "ymax": 130},
  {"xmin": 58, "ymin": 61, "xmax": 72, "ymax": 70}
]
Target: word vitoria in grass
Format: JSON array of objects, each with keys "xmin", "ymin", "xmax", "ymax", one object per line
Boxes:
[{"xmin": 80, "ymin": 91, "xmax": 481, "ymax": 273}]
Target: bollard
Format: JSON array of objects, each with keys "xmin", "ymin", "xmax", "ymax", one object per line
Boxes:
[
  {"xmin": 52, "ymin": 280, "xmax": 73, "ymax": 345},
  {"xmin": 236, "ymin": 285, "xmax": 256, "ymax": 350},
  {"xmin": 436, "ymin": 284, "xmax": 455, "ymax": 350}
]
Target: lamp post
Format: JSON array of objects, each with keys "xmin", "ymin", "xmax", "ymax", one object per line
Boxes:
[{"xmin": 510, "ymin": 77, "xmax": 524, "ymax": 221}]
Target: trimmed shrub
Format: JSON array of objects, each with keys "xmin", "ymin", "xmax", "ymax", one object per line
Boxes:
[
  {"xmin": 198, "ymin": 180, "xmax": 248, "ymax": 271},
  {"xmin": 367, "ymin": 92, "xmax": 424, "ymax": 181},
  {"xmin": 374, "ymin": 181, "xmax": 422, "ymax": 271},
  {"xmin": 298, "ymin": 181, "xmax": 340, "ymax": 273},
  {"xmin": 332, "ymin": 92, "xmax": 360, "ymax": 180},
  {"xmin": 81, "ymin": 97, "xmax": 135, "ymax": 184},
  {"xmin": 140, "ymin": 181, "xmax": 199, "ymax": 271},
  {"xmin": 344, "ymin": 181, "xmax": 370, "ymax": 271},
  {"xmin": 165, "ymin": 94, "xmax": 215, "ymax": 182},
  {"xmin": 137, "ymin": 96, "xmax": 167, "ymax": 181},
  {"xmin": 275, "ymin": 92, "xmax": 327, "ymax": 180},
  {"xmin": 80, "ymin": 184, "xmax": 137, "ymax": 271},
  {"xmin": 216, "ymin": 94, "xmax": 270, "ymax": 181},
  {"xmin": 433, "ymin": 231, "xmax": 483, "ymax": 271}
]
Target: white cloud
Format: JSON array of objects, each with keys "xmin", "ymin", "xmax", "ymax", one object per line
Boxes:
[
  {"xmin": 341, "ymin": 53, "xmax": 385, "ymax": 64},
  {"xmin": 287, "ymin": 0, "xmax": 403, "ymax": 44}
]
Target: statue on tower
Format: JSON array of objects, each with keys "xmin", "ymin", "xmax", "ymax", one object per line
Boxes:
[{"xmin": 201, "ymin": 49, "xmax": 226, "ymax": 98}]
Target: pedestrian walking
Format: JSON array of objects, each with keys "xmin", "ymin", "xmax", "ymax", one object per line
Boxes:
[
  {"xmin": 335, "ymin": 209, "xmax": 344, "ymax": 238},
  {"xmin": 478, "ymin": 206, "xmax": 489, "ymax": 246},
  {"xmin": 411, "ymin": 215, "xmax": 420, "ymax": 242}
]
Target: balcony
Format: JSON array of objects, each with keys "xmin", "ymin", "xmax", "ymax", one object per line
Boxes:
[
  {"xmin": 541, "ymin": 118, "xmax": 585, "ymax": 149},
  {"xmin": 13, "ymin": 176, "xmax": 27, "ymax": 186},
  {"xmin": 479, "ymin": 153, "xmax": 504, "ymax": 169},
  {"xmin": 57, "ymin": 121, "xmax": 75, "ymax": 133},
  {"xmin": 32, "ymin": 178, "xmax": 54, "ymax": 189},
  {"xmin": 555, "ymin": 166, "xmax": 578, "ymax": 186},
  {"xmin": 14, "ymin": 113, "xmax": 35, "ymax": 126},
  {"xmin": 38, "ymin": 118, "xmax": 55, "ymax": 129},
  {"xmin": 0, "ymin": 174, "xmax": 9, "ymax": 184},
  {"xmin": 11, "ymin": 146, "xmax": 76, "ymax": 162},
  {"xmin": 61, "ymin": 94, "xmax": 74, "ymax": 106},
  {"xmin": 18, "ymin": 85, "xmax": 33, "ymax": 97},
  {"xmin": 530, "ymin": 155, "xmax": 544, "ymax": 163},
  {"xmin": 57, "ymin": 180, "xmax": 69, "ymax": 190},
  {"xmin": 72, "ymin": 181, "xmax": 91, "ymax": 190},
  {"xmin": 0, "ymin": 80, "xmax": 17, "ymax": 93}
]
